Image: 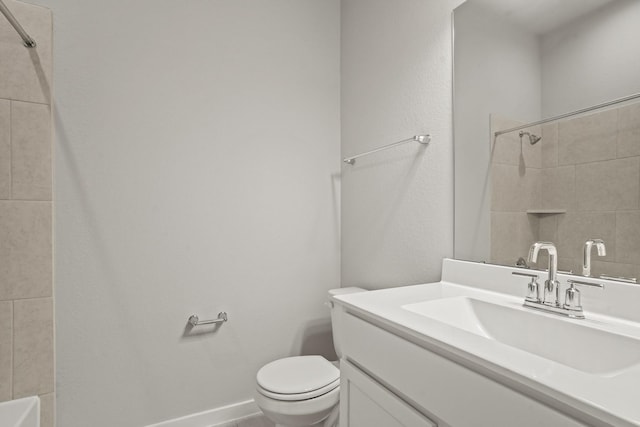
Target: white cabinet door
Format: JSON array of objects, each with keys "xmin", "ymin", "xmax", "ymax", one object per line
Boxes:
[{"xmin": 340, "ymin": 360, "xmax": 437, "ymax": 427}]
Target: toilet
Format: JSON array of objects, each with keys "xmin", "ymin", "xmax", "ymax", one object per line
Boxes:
[{"xmin": 253, "ymin": 287, "xmax": 366, "ymax": 427}]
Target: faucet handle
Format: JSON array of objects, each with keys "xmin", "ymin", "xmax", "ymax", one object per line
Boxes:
[
  {"xmin": 563, "ymin": 279, "xmax": 604, "ymax": 312},
  {"xmin": 512, "ymin": 271, "xmax": 540, "ymax": 302}
]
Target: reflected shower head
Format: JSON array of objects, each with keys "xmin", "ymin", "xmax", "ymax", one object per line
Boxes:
[{"xmin": 519, "ymin": 131, "xmax": 542, "ymax": 145}]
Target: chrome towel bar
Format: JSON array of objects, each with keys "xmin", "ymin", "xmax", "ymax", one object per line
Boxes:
[
  {"xmin": 188, "ymin": 312, "xmax": 228, "ymax": 327},
  {"xmin": 343, "ymin": 134, "xmax": 431, "ymax": 165}
]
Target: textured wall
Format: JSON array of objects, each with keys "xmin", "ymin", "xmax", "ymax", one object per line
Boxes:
[
  {"xmin": 26, "ymin": 0, "xmax": 341, "ymax": 426},
  {"xmin": 341, "ymin": 0, "xmax": 463, "ymax": 289},
  {"xmin": 541, "ymin": 0, "xmax": 640, "ymax": 117},
  {"xmin": 453, "ymin": 1, "xmax": 542, "ymax": 263},
  {"xmin": 0, "ymin": 1, "xmax": 54, "ymax": 426}
]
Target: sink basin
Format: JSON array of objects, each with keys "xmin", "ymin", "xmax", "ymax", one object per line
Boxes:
[
  {"xmin": 402, "ymin": 296, "xmax": 640, "ymax": 375},
  {"xmin": 0, "ymin": 396, "xmax": 39, "ymax": 427}
]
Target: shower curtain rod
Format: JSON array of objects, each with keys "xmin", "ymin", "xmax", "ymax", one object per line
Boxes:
[
  {"xmin": 494, "ymin": 91, "xmax": 640, "ymax": 137},
  {"xmin": 0, "ymin": 0, "xmax": 36, "ymax": 48}
]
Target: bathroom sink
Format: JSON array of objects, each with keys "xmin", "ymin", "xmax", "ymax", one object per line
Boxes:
[
  {"xmin": 334, "ymin": 259, "xmax": 640, "ymax": 426},
  {"xmin": 402, "ymin": 296, "xmax": 640, "ymax": 375}
]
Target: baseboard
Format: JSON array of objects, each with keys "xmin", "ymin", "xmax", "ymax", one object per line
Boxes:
[{"xmin": 146, "ymin": 399, "xmax": 260, "ymax": 427}]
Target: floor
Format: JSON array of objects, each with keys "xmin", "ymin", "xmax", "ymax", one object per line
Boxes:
[{"xmin": 212, "ymin": 413, "xmax": 275, "ymax": 427}]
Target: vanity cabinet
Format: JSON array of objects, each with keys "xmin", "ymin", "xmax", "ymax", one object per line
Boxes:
[
  {"xmin": 340, "ymin": 360, "xmax": 436, "ymax": 427},
  {"xmin": 340, "ymin": 312, "xmax": 589, "ymax": 427}
]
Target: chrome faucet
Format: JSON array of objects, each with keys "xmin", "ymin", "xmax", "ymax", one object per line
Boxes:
[
  {"xmin": 527, "ymin": 242, "xmax": 559, "ymax": 306},
  {"xmin": 582, "ymin": 239, "xmax": 606, "ymax": 277},
  {"xmin": 511, "ymin": 241, "xmax": 604, "ymax": 319}
]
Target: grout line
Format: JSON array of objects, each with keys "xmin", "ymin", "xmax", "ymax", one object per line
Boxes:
[
  {"xmin": 1, "ymin": 294, "xmax": 53, "ymax": 302},
  {"xmin": 10, "ymin": 300, "xmax": 14, "ymax": 399},
  {"xmin": 9, "ymin": 100, "xmax": 12, "ymax": 200},
  {"xmin": 0, "ymin": 96, "xmax": 50, "ymax": 107},
  {"xmin": 0, "ymin": 199, "xmax": 52, "ymax": 203}
]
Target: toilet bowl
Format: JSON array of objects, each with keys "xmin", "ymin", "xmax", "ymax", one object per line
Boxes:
[
  {"xmin": 254, "ymin": 356, "xmax": 340, "ymax": 427},
  {"xmin": 253, "ymin": 287, "xmax": 366, "ymax": 427}
]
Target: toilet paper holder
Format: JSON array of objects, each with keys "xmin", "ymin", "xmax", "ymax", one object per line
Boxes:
[{"xmin": 188, "ymin": 312, "xmax": 228, "ymax": 327}]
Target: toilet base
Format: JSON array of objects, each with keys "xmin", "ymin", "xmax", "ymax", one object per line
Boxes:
[
  {"xmin": 254, "ymin": 385, "xmax": 339, "ymax": 427},
  {"xmin": 271, "ymin": 407, "xmax": 338, "ymax": 427},
  {"xmin": 273, "ymin": 415, "xmax": 337, "ymax": 427}
]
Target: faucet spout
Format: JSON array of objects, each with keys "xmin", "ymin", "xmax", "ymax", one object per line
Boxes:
[
  {"xmin": 528, "ymin": 242, "xmax": 559, "ymax": 306},
  {"xmin": 516, "ymin": 242, "xmax": 603, "ymax": 320},
  {"xmin": 582, "ymin": 239, "xmax": 606, "ymax": 277}
]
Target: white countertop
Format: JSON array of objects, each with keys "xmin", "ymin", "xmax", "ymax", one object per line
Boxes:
[{"xmin": 333, "ymin": 259, "xmax": 640, "ymax": 427}]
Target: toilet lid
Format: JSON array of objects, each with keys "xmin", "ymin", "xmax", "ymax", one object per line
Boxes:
[{"xmin": 257, "ymin": 356, "xmax": 339, "ymax": 397}]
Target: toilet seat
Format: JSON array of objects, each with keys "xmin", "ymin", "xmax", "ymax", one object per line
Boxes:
[
  {"xmin": 257, "ymin": 377, "xmax": 340, "ymax": 401},
  {"xmin": 256, "ymin": 356, "xmax": 340, "ymax": 401}
]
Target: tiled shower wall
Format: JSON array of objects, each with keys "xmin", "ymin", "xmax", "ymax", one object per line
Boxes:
[
  {"xmin": 0, "ymin": 1, "xmax": 54, "ymax": 426},
  {"xmin": 490, "ymin": 116, "xmax": 541, "ymax": 266},
  {"xmin": 491, "ymin": 101, "xmax": 640, "ymax": 280}
]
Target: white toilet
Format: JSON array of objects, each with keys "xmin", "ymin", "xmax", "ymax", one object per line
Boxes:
[{"xmin": 253, "ymin": 287, "xmax": 366, "ymax": 427}]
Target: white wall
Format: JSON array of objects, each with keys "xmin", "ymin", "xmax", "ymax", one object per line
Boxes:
[
  {"xmin": 28, "ymin": 0, "xmax": 340, "ymax": 426},
  {"xmin": 453, "ymin": 0, "xmax": 541, "ymax": 262},
  {"xmin": 341, "ymin": 0, "xmax": 463, "ymax": 289},
  {"xmin": 542, "ymin": 0, "xmax": 640, "ymax": 117}
]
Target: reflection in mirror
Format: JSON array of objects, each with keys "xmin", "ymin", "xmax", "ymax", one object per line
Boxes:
[{"xmin": 453, "ymin": 0, "xmax": 640, "ymax": 281}]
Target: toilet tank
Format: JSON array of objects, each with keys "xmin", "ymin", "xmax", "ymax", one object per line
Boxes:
[{"xmin": 328, "ymin": 287, "xmax": 367, "ymax": 359}]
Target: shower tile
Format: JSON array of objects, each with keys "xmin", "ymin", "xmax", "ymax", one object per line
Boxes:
[
  {"xmin": 538, "ymin": 215, "xmax": 558, "ymax": 243},
  {"xmin": 0, "ymin": 99, "xmax": 10, "ymax": 200},
  {"xmin": 541, "ymin": 123, "xmax": 558, "ymax": 168},
  {"xmin": 491, "ymin": 116, "xmax": 541, "ymax": 168},
  {"xmin": 575, "ymin": 157, "xmax": 639, "ymax": 211},
  {"xmin": 536, "ymin": 255, "xmax": 576, "ymax": 274},
  {"xmin": 491, "ymin": 133, "xmax": 520, "ymax": 166},
  {"xmin": 0, "ymin": 1, "xmax": 52, "ymax": 104},
  {"xmin": 491, "ymin": 164, "xmax": 540, "ymax": 212},
  {"xmin": 490, "ymin": 212, "xmax": 538, "ymax": 263},
  {"xmin": 11, "ymin": 101, "xmax": 51, "ymax": 200},
  {"xmin": 0, "ymin": 201, "xmax": 52, "ymax": 300},
  {"xmin": 557, "ymin": 257, "xmax": 578, "ymax": 275},
  {"xmin": 556, "ymin": 211, "xmax": 616, "ymax": 261},
  {"xmin": 39, "ymin": 392, "xmax": 55, "ymax": 427},
  {"xmin": 618, "ymin": 103, "xmax": 640, "ymax": 158},
  {"xmin": 558, "ymin": 109, "xmax": 617, "ymax": 165},
  {"xmin": 0, "ymin": 301, "xmax": 12, "ymax": 401},
  {"xmin": 521, "ymin": 125, "xmax": 542, "ymax": 169},
  {"xmin": 12, "ymin": 297, "xmax": 54, "ymax": 398},
  {"xmin": 589, "ymin": 260, "xmax": 638, "ymax": 282},
  {"xmin": 615, "ymin": 210, "xmax": 640, "ymax": 265},
  {"xmin": 541, "ymin": 166, "xmax": 575, "ymax": 211}
]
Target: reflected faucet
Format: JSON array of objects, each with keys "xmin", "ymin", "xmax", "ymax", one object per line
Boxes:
[
  {"xmin": 582, "ymin": 239, "xmax": 606, "ymax": 277},
  {"xmin": 528, "ymin": 242, "xmax": 559, "ymax": 306}
]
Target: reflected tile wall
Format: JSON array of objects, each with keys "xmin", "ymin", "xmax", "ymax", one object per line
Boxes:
[
  {"xmin": 558, "ymin": 109, "xmax": 617, "ymax": 165},
  {"xmin": 541, "ymin": 123, "xmax": 558, "ymax": 168},
  {"xmin": 0, "ymin": 1, "xmax": 54, "ymax": 426},
  {"xmin": 490, "ymin": 116, "xmax": 542, "ymax": 266},
  {"xmin": 618, "ymin": 103, "xmax": 640, "ymax": 158},
  {"xmin": 491, "ymin": 103, "xmax": 640, "ymax": 281}
]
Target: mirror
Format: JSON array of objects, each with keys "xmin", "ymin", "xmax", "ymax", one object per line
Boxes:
[{"xmin": 453, "ymin": 0, "xmax": 640, "ymax": 280}]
